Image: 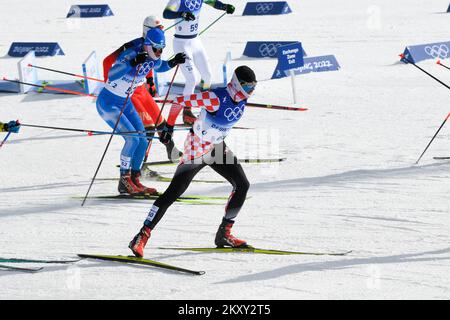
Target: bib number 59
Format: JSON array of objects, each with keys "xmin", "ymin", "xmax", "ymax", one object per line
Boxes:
[{"xmin": 190, "ymin": 23, "xmax": 198, "ymax": 32}]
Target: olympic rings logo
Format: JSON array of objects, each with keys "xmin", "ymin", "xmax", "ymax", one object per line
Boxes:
[
  {"xmin": 138, "ymin": 61, "xmax": 154, "ymax": 76},
  {"xmin": 184, "ymin": 0, "xmax": 202, "ymax": 11},
  {"xmin": 256, "ymin": 3, "xmax": 274, "ymax": 14},
  {"xmin": 224, "ymin": 107, "xmax": 243, "ymax": 122},
  {"xmin": 258, "ymin": 43, "xmax": 281, "ymax": 57},
  {"xmin": 424, "ymin": 44, "xmax": 449, "ymax": 59}
]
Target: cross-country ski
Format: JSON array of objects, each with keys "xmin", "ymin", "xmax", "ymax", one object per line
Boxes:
[
  {"xmin": 157, "ymin": 247, "xmax": 352, "ymax": 256},
  {"xmin": 78, "ymin": 254, "xmax": 205, "ymax": 276},
  {"xmin": 0, "ymin": 264, "xmax": 43, "ymax": 273},
  {"xmin": 0, "ymin": 257, "xmax": 80, "ymax": 264}
]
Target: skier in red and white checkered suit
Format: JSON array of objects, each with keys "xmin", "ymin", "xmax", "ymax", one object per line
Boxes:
[{"xmin": 129, "ymin": 66, "xmax": 258, "ymax": 258}]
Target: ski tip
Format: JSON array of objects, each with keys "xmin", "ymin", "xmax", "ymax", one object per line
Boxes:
[{"xmin": 336, "ymin": 250, "xmax": 353, "ymax": 256}]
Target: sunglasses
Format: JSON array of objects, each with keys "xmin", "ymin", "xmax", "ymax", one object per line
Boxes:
[
  {"xmin": 144, "ymin": 24, "xmax": 164, "ymax": 30},
  {"xmin": 152, "ymin": 46, "xmax": 163, "ymax": 54},
  {"xmin": 240, "ymin": 81, "xmax": 257, "ymax": 93}
]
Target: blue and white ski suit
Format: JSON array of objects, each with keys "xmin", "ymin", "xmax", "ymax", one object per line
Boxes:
[{"xmin": 96, "ymin": 39, "xmax": 171, "ymax": 172}]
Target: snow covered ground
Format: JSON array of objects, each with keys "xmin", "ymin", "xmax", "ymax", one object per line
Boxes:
[{"xmin": 1, "ymin": 0, "xmax": 450, "ymax": 299}]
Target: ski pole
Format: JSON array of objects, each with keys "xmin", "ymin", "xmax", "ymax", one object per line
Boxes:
[
  {"xmin": 19, "ymin": 123, "xmax": 166, "ymax": 139},
  {"xmin": 154, "ymin": 98, "xmax": 308, "ymax": 112},
  {"xmin": 2, "ymin": 77, "xmax": 97, "ymax": 98},
  {"xmin": 415, "ymin": 113, "xmax": 450, "ymax": 164},
  {"xmin": 27, "ymin": 64, "xmax": 105, "ymax": 83},
  {"xmin": 246, "ymin": 102, "xmax": 308, "ymax": 112},
  {"xmin": 81, "ymin": 67, "xmax": 141, "ymax": 207},
  {"xmin": 165, "ymin": 12, "xmax": 228, "ymax": 61},
  {"xmin": 0, "ymin": 132, "xmax": 12, "ymax": 149},
  {"xmin": 199, "ymin": 12, "xmax": 227, "ymax": 36},
  {"xmin": 20, "ymin": 123, "xmax": 188, "ymax": 136},
  {"xmin": 400, "ymin": 54, "xmax": 450, "ymax": 90},
  {"xmin": 144, "ymin": 65, "xmax": 180, "ymax": 163},
  {"xmin": 164, "ymin": 19, "xmax": 184, "ymax": 31},
  {"xmin": 437, "ymin": 60, "xmax": 450, "ymax": 71}
]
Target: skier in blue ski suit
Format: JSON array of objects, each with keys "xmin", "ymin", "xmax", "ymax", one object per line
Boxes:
[{"xmin": 96, "ymin": 28, "xmax": 186, "ymax": 195}]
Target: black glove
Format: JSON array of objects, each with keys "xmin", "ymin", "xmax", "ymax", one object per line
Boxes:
[
  {"xmin": 159, "ymin": 124, "xmax": 174, "ymax": 145},
  {"xmin": 2, "ymin": 120, "xmax": 20, "ymax": 133},
  {"xmin": 130, "ymin": 51, "xmax": 148, "ymax": 67},
  {"xmin": 225, "ymin": 4, "xmax": 235, "ymax": 14},
  {"xmin": 168, "ymin": 53, "xmax": 187, "ymax": 68},
  {"xmin": 181, "ymin": 11, "xmax": 195, "ymax": 21},
  {"xmin": 146, "ymin": 77, "xmax": 156, "ymax": 97}
]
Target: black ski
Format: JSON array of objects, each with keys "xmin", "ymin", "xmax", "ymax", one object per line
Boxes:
[
  {"xmin": 433, "ymin": 157, "xmax": 450, "ymax": 160},
  {"xmin": 0, "ymin": 263, "xmax": 43, "ymax": 273},
  {"xmin": 78, "ymin": 254, "xmax": 205, "ymax": 276}
]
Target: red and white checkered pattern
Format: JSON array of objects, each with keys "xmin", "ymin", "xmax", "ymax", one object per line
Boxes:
[
  {"xmin": 181, "ymin": 132, "xmax": 213, "ymax": 163},
  {"xmin": 176, "ymin": 92, "xmax": 220, "ymax": 112},
  {"xmin": 167, "ymin": 92, "xmax": 220, "ymax": 126}
]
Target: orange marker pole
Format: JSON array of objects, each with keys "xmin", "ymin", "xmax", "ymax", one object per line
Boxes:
[
  {"xmin": 437, "ymin": 60, "xmax": 450, "ymax": 71},
  {"xmin": 2, "ymin": 77, "xmax": 97, "ymax": 98}
]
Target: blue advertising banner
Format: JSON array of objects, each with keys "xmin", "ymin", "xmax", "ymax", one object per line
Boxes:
[
  {"xmin": 67, "ymin": 4, "xmax": 114, "ymax": 18},
  {"xmin": 243, "ymin": 2, "xmax": 292, "ymax": 16},
  {"xmin": 402, "ymin": 41, "xmax": 450, "ymax": 63},
  {"xmin": 293, "ymin": 55, "xmax": 340, "ymax": 75},
  {"xmin": 8, "ymin": 43, "xmax": 65, "ymax": 57},
  {"xmin": 243, "ymin": 41, "xmax": 307, "ymax": 58},
  {"xmin": 447, "ymin": 4, "xmax": 450, "ymax": 12},
  {"xmin": 271, "ymin": 43, "xmax": 304, "ymax": 79},
  {"xmin": 272, "ymin": 54, "xmax": 340, "ymax": 79}
]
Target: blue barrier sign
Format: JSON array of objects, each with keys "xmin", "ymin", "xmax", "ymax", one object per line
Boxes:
[
  {"xmin": 8, "ymin": 43, "xmax": 65, "ymax": 57},
  {"xmin": 271, "ymin": 43, "xmax": 304, "ymax": 79},
  {"xmin": 243, "ymin": 41, "xmax": 307, "ymax": 58},
  {"xmin": 67, "ymin": 4, "xmax": 114, "ymax": 18},
  {"xmin": 243, "ymin": 1, "xmax": 292, "ymax": 16},
  {"xmin": 294, "ymin": 55, "xmax": 340, "ymax": 75},
  {"xmin": 272, "ymin": 54, "xmax": 340, "ymax": 79},
  {"xmin": 402, "ymin": 41, "xmax": 450, "ymax": 63},
  {"xmin": 447, "ymin": 4, "xmax": 450, "ymax": 12}
]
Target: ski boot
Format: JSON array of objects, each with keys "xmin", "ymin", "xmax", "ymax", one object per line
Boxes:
[
  {"xmin": 214, "ymin": 218, "xmax": 248, "ymax": 248},
  {"xmin": 165, "ymin": 140, "xmax": 183, "ymax": 162},
  {"xmin": 118, "ymin": 172, "xmax": 144, "ymax": 195},
  {"xmin": 129, "ymin": 226, "xmax": 151, "ymax": 258},
  {"xmin": 131, "ymin": 170, "xmax": 158, "ymax": 195},
  {"xmin": 183, "ymin": 108, "xmax": 197, "ymax": 125}
]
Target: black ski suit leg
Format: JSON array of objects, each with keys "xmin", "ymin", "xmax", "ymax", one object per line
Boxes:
[
  {"xmin": 209, "ymin": 149, "xmax": 250, "ymax": 221},
  {"xmin": 144, "ymin": 162, "xmax": 206, "ymax": 229}
]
